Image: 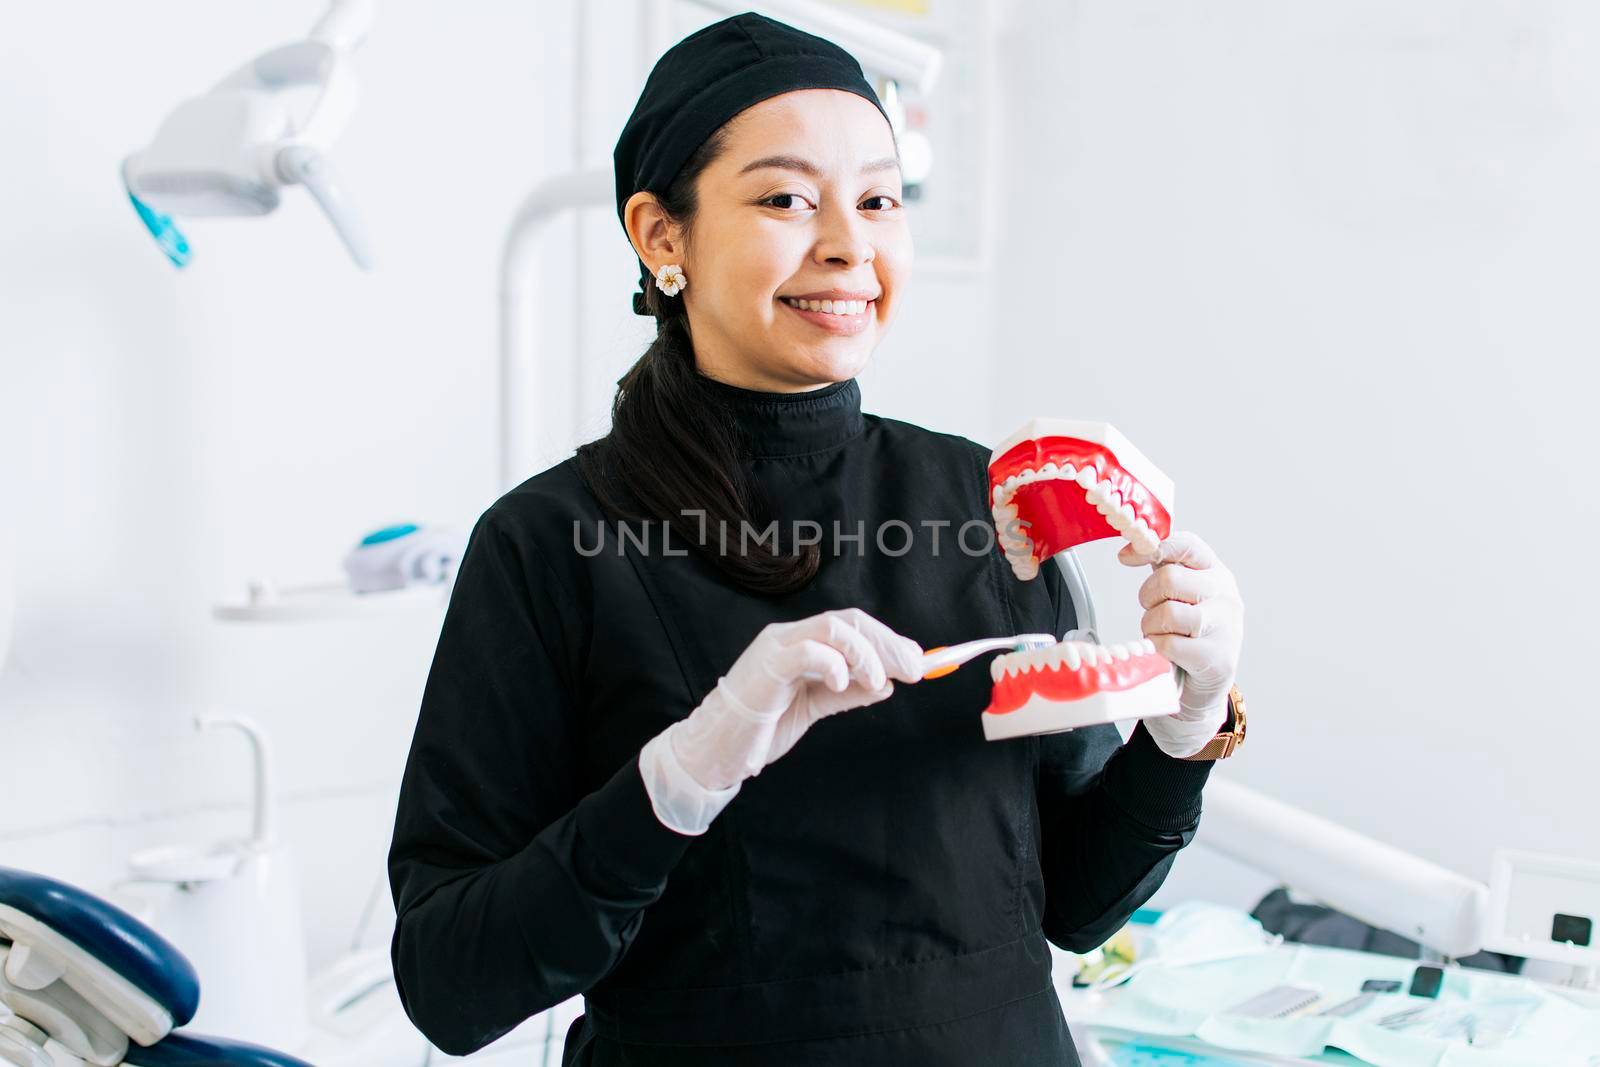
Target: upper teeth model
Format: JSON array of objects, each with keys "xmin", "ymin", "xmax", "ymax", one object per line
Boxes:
[
  {"xmin": 981, "ymin": 418, "xmax": 1181, "ymax": 740},
  {"xmin": 988, "ymin": 418, "xmax": 1174, "ymax": 581}
]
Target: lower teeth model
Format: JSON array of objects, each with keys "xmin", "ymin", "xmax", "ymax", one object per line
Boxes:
[
  {"xmin": 983, "ymin": 638, "xmax": 1177, "ymax": 740},
  {"xmin": 981, "ymin": 418, "xmax": 1181, "ymax": 740}
]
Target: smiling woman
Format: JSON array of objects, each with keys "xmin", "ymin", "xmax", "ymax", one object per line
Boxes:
[
  {"xmin": 387, "ymin": 12, "xmax": 1225, "ymax": 1067},
  {"xmin": 574, "ymin": 23, "xmax": 913, "ymax": 596}
]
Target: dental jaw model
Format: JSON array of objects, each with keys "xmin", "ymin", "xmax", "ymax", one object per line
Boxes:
[
  {"xmin": 983, "ymin": 418, "xmax": 1180, "ymax": 741},
  {"xmin": 991, "ymin": 419, "xmax": 1172, "ymax": 579}
]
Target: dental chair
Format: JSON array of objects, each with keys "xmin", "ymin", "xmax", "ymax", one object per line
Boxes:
[{"xmin": 0, "ymin": 867, "xmax": 311, "ymax": 1067}]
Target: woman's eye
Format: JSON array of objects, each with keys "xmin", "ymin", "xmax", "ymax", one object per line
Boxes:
[{"xmin": 762, "ymin": 194, "xmax": 901, "ymax": 212}]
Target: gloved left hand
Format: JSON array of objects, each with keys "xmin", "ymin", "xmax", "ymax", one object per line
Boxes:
[{"xmin": 1117, "ymin": 530, "xmax": 1244, "ymax": 759}]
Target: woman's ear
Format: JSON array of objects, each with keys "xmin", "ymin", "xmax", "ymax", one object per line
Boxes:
[{"xmin": 625, "ymin": 191, "xmax": 683, "ymax": 275}]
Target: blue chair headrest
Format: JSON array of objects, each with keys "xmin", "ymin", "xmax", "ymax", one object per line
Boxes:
[
  {"xmin": 122, "ymin": 1032, "xmax": 315, "ymax": 1067},
  {"xmin": 0, "ymin": 866, "xmax": 200, "ymax": 1026}
]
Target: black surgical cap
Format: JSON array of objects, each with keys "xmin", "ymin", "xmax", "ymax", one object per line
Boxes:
[{"xmin": 613, "ymin": 11, "xmax": 892, "ymax": 316}]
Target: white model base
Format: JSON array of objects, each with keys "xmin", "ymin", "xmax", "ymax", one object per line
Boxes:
[{"xmin": 981, "ymin": 672, "xmax": 1179, "ymax": 741}]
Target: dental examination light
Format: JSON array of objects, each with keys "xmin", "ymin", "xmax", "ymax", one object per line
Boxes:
[{"xmin": 121, "ymin": 0, "xmax": 376, "ymax": 269}]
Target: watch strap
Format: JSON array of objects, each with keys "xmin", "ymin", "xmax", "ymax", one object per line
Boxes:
[{"xmin": 1181, "ymin": 684, "xmax": 1246, "ymax": 761}]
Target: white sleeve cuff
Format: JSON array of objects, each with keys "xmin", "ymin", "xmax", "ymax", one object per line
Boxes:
[{"xmin": 638, "ymin": 726, "xmax": 742, "ymax": 836}]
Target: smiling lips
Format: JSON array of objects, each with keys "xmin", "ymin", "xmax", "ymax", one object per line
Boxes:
[{"xmin": 980, "ymin": 418, "xmax": 1181, "ymax": 740}]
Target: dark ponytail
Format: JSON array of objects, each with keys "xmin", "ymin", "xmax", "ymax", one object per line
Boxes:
[{"xmin": 575, "ymin": 127, "xmax": 821, "ymax": 596}]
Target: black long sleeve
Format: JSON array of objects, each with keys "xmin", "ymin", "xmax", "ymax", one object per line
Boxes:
[
  {"xmin": 1032, "ymin": 554, "xmax": 1213, "ymax": 953},
  {"xmin": 386, "ymin": 505, "xmax": 696, "ymax": 1056},
  {"xmin": 384, "ymin": 384, "xmax": 1221, "ymax": 1063}
]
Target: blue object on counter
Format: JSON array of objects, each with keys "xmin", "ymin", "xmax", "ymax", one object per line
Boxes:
[{"xmin": 359, "ymin": 522, "xmax": 420, "ymax": 546}]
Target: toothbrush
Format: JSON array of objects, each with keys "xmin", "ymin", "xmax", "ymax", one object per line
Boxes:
[{"xmin": 921, "ymin": 633, "xmax": 1057, "ymax": 679}]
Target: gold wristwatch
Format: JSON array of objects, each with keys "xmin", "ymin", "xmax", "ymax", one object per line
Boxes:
[{"xmin": 1181, "ymin": 684, "xmax": 1247, "ymax": 761}]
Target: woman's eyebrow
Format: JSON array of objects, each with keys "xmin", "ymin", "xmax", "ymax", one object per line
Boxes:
[{"xmin": 738, "ymin": 154, "xmax": 901, "ymax": 178}]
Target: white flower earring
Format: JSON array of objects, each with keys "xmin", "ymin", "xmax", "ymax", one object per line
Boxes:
[{"xmin": 654, "ymin": 263, "xmax": 687, "ymax": 297}]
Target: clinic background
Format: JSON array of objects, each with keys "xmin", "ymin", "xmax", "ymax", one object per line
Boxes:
[{"xmin": 2, "ymin": 0, "xmax": 1595, "ymax": 987}]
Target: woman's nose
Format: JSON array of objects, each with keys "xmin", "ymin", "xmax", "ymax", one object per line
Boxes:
[{"xmin": 812, "ymin": 204, "xmax": 875, "ymax": 267}]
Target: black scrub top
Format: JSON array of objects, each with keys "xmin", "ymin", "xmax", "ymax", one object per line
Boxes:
[{"xmin": 387, "ymin": 376, "xmax": 1213, "ymax": 1065}]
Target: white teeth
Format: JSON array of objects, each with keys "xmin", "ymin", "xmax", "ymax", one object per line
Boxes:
[
  {"xmin": 991, "ymin": 460, "xmax": 1098, "ymax": 511},
  {"xmin": 994, "ymin": 638, "xmax": 1162, "ymax": 679},
  {"xmin": 988, "ymin": 452, "xmax": 1163, "ymax": 570},
  {"xmin": 784, "ymin": 297, "xmax": 869, "ymax": 314}
]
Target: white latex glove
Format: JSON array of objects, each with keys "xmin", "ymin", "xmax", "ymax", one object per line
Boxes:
[
  {"xmin": 639, "ymin": 607, "xmax": 925, "ymax": 834},
  {"xmin": 1117, "ymin": 530, "xmax": 1244, "ymax": 759}
]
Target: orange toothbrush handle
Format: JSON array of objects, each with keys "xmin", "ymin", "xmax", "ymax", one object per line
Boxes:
[{"xmin": 922, "ymin": 646, "xmax": 959, "ymax": 679}]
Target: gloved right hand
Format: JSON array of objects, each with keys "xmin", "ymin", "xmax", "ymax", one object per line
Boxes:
[{"xmin": 639, "ymin": 608, "xmax": 924, "ymax": 834}]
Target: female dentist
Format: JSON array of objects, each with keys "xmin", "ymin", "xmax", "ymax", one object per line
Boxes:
[{"xmin": 387, "ymin": 12, "xmax": 1245, "ymax": 1066}]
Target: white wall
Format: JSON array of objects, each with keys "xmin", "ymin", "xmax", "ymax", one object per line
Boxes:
[{"xmin": 989, "ymin": 0, "xmax": 1599, "ymax": 909}]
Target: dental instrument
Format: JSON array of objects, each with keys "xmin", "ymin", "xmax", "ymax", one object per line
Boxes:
[
  {"xmin": 1318, "ymin": 991, "xmax": 1378, "ymax": 1018},
  {"xmin": 920, "ymin": 633, "xmax": 1055, "ymax": 679},
  {"xmin": 1222, "ymin": 985, "xmax": 1322, "ymax": 1020},
  {"xmin": 1376, "ymin": 1004, "xmax": 1436, "ymax": 1030},
  {"xmin": 121, "ymin": 0, "xmax": 375, "ymax": 269}
]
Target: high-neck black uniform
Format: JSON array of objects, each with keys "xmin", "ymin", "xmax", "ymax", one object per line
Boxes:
[{"xmin": 387, "ymin": 377, "xmax": 1213, "ymax": 1065}]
